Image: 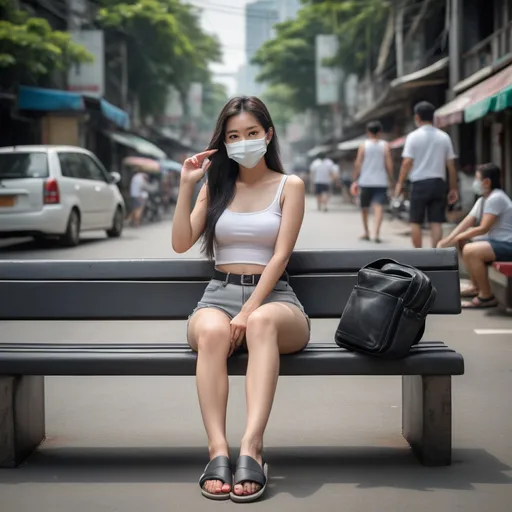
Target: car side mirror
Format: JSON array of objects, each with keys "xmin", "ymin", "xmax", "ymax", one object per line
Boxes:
[{"xmin": 110, "ymin": 171, "xmax": 121, "ymax": 184}]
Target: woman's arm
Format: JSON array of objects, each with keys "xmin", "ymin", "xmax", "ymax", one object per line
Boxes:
[
  {"xmin": 455, "ymin": 213, "xmax": 498, "ymax": 243},
  {"xmin": 438, "ymin": 214, "xmax": 477, "ymax": 247},
  {"xmin": 171, "ymin": 183, "xmax": 208, "ymax": 253},
  {"xmin": 241, "ymin": 175, "xmax": 305, "ymax": 315}
]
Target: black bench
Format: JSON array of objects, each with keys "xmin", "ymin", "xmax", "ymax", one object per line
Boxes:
[{"xmin": 0, "ymin": 248, "xmax": 464, "ymax": 468}]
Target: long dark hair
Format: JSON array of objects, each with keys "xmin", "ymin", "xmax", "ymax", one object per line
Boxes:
[{"xmin": 201, "ymin": 96, "xmax": 285, "ymax": 259}]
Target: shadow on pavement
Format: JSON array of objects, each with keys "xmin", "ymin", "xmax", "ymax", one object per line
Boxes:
[{"xmin": 1, "ymin": 445, "xmax": 510, "ymax": 497}]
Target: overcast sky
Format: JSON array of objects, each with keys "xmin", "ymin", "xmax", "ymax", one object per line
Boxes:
[{"xmin": 187, "ymin": 0, "xmax": 253, "ymax": 94}]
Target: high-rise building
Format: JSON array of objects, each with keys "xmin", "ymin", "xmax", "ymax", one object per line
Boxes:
[
  {"xmin": 278, "ymin": 0, "xmax": 301, "ymax": 22},
  {"xmin": 243, "ymin": 0, "xmax": 278, "ymax": 97}
]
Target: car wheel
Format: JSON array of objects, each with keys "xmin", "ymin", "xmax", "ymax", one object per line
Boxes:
[
  {"xmin": 106, "ymin": 206, "xmax": 123, "ymax": 238},
  {"xmin": 60, "ymin": 209, "xmax": 80, "ymax": 247}
]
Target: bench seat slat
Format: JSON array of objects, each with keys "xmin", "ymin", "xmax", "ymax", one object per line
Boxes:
[{"xmin": 0, "ymin": 342, "xmax": 464, "ymax": 376}]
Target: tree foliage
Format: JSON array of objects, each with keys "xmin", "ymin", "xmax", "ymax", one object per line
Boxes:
[
  {"xmin": 252, "ymin": 7, "xmax": 329, "ymax": 113},
  {"xmin": 97, "ymin": 0, "xmax": 221, "ymax": 117},
  {"xmin": 0, "ymin": 0, "xmax": 93, "ymax": 87}
]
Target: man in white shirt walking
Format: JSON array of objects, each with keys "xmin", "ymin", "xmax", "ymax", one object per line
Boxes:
[
  {"xmin": 310, "ymin": 152, "xmax": 336, "ymax": 211},
  {"xmin": 395, "ymin": 101, "xmax": 459, "ymax": 248}
]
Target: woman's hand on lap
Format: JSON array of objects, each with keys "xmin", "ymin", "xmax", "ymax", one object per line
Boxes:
[{"xmin": 229, "ymin": 311, "xmax": 250, "ymax": 356}]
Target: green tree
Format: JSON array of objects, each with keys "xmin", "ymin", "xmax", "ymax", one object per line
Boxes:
[
  {"xmin": 262, "ymin": 84, "xmax": 296, "ymax": 135},
  {"xmin": 97, "ymin": 0, "xmax": 221, "ymax": 118},
  {"xmin": 252, "ymin": 7, "xmax": 329, "ymax": 113},
  {"xmin": 0, "ymin": 0, "xmax": 93, "ymax": 89}
]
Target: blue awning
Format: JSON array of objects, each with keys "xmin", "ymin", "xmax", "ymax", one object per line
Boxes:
[
  {"xmin": 18, "ymin": 86, "xmax": 84, "ymax": 112},
  {"xmin": 100, "ymin": 99, "xmax": 130, "ymax": 130},
  {"xmin": 18, "ymin": 86, "xmax": 130, "ymax": 130}
]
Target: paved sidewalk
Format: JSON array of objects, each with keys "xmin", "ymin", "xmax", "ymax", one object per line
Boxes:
[{"xmin": 1, "ymin": 194, "xmax": 511, "ymax": 512}]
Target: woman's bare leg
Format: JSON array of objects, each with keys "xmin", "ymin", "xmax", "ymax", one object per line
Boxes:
[
  {"xmin": 233, "ymin": 302, "xmax": 310, "ymax": 497},
  {"xmin": 462, "ymin": 241, "xmax": 496, "ymax": 298},
  {"xmin": 188, "ymin": 308, "xmax": 232, "ymax": 495}
]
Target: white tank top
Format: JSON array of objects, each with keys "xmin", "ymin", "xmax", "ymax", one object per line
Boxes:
[
  {"xmin": 358, "ymin": 139, "xmax": 388, "ymax": 187},
  {"xmin": 214, "ymin": 175, "xmax": 288, "ymax": 266}
]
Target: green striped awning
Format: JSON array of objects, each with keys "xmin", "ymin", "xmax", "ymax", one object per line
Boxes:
[{"xmin": 464, "ymin": 83, "xmax": 512, "ymax": 123}]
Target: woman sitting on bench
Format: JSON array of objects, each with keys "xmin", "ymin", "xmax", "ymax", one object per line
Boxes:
[
  {"xmin": 171, "ymin": 96, "xmax": 310, "ymax": 502},
  {"xmin": 438, "ymin": 163, "xmax": 512, "ymax": 308}
]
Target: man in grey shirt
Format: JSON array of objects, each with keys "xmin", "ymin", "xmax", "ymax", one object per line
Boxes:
[
  {"xmin": 395, "ymin": 101, "xmax": 459, "ymax": 248},
  {"xmin": 438, "ymin": 163, "xmax": 512, "ymax": 308}
]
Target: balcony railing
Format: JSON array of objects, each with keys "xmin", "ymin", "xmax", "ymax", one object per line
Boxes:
[{"xmin": 462, "ymin": 21, "xmax": 512, "ymax": 79}]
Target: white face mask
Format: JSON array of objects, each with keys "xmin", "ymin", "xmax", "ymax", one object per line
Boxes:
[
  {"xmin": 472, "ymin": 179, "xmax": 483, "ymax": 196},
  {"xmin": 225, "ymin": 135, "xmax": 268, "ymax": 168}
]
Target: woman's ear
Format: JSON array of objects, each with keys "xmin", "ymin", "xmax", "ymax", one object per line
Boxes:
[{"xmin": 266, "ymin": 127, "xmax": 274, "ymax": 144}]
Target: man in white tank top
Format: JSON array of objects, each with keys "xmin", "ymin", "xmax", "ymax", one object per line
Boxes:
[{"xmin": 351, "ymin": 121, "xmax": 394, "ymax": 243}]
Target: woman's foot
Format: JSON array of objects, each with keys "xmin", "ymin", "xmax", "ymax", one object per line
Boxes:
[
  {"xmin": 359, "ymin": 234, "xmax": 370, "ymax": 241},
  {"xmin": 460, "ymin": 285, "xmax": 479, "ymax": 298},
  {"xmin": 231, "ymin": 438, "xmax": 266, "ymax": 500},
  {"xmin": 461, "ymin": 295, "xmax": 498, "ymax": 309},
  {"xmin": 199, "ymin": 446, "xmax": 232, "ymax": 500}
]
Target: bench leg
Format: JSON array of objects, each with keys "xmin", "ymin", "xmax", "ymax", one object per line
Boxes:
[
  {"xmin": 0, "ymin": 376, "xmax": 45, "ymax": 468},
  {"xmin": 402, "ymin": 375, "xmax": 452, "ymax": 466}
]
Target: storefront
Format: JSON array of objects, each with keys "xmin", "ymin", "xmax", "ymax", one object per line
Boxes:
[{"xmin": 434, "ymin": 64, "xmax": 512, "ymax": 196}]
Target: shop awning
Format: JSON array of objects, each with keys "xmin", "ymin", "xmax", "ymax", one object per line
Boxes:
[
  {"xmin": 110, "ymin": 132, "xmax": 167, "ymax": 159},
  {"xmin": 354, "ymin": 57, "xmax": 449, "ymax": 123},
  {"xmin": 18, "ymin": 86, "xmax": 84, "ymax": 111},
  {"xmin": 100, "ymin": 99, "xmax": 130, "ymax": 130},
  {"xmin": 160, "ymin": 159, "xmax": 182, "ymax": 173},
  {"xmin": 18, "ymin": 86, "xmax": 130, "ymax": 130},
  {"xmin": 307, "ymin": 144, "xmax": 332, "ymax": 158},
  {"xmin": 337, "ymin": 135, "xmax": 366, "ymax": 151},
  {"xmin": 464, "ymin": 83, "xmax": 512, "ymax": 123},
  {"xmin": 435, "ymin": 64, "xmax": 512, "ymax": 127}
]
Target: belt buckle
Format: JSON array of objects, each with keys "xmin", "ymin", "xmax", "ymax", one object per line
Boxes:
[{"xmin": 241, "ymin": 274, "xmax": 255, "ymax": 286}]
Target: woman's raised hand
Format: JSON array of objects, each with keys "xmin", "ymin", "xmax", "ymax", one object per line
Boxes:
[{"xmin": 181, "ymin": 149, "xmax": 217, "ymax": 185}]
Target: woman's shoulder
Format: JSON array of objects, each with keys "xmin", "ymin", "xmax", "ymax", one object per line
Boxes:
[{"xmin": 282, "ymin": 173, "xmax": 305, "ymax": 191}]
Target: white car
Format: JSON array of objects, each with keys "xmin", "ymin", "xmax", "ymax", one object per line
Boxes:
[{"xmin": 0, "ymin": 145, "xmax": 125, "ymax": 246}]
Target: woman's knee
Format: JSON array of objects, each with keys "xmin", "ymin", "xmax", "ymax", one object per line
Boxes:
[
  {"xmin": 193, "ymin": 320, "xmax": 231, "ymax": 354},
  {"xmin": 462, "ymin": 242, "xmax": 477, "ymax": 258},
  {"xmin": 246, "ymin": 309, "xmax": 278, "ymax": 341}
]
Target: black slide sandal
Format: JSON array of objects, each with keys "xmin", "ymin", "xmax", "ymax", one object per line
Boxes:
[
  {"xmin": 199, "ymin": 456, "xmax": 232, "ymax": 501},
  {"xmin": 230, "ymin": 455, "xmax": 268, "ymax": 503}
]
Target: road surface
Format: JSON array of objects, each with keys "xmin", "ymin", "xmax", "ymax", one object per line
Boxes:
[{"xmin": 1, "ymin": 197, "xmax": 511, "ymax": 512}]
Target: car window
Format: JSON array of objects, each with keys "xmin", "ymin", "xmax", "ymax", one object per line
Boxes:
[
  {"xmin": 58, "ymin": 153, "xmax": 84, "ymax": 179},
  {"xmin": 80, "ymin": 154, "xmax": 109, "ymax": 182},
  {"xmin": 0, "ymin": 153, "xmax": 49, "ymax": 179}
]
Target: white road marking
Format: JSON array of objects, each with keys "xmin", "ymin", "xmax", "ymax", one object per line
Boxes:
[{"xmin": 474, "ymin": 329, "xmax": 512, "ymax": 335}]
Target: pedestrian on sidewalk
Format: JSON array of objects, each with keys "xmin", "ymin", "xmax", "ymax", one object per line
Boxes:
[
  {"xmin": 127, "ymin": 170, "xmax": 148, "ymax": 227},
  {"xmin": 172, "ymin": 96, "xmax": 310, "ymax": 503},
  {"xmin": 394, "ymin": 101, "xmax": 459, "ymax": 248},
  {"xmin": 351, "ymin": 120, "xmax": 394, "ymax": 243},
  {"xmin": 309, "ymin": 152, "xmax": 336, "ymax": 211},
  {"xmin": 438, "ymin": 163, "xmax": 512, "ymax": 309}
]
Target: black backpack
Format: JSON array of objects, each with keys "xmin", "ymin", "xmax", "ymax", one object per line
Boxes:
[{"xmin": 334, "ymin": 258, "xmax": 437, "ymax": 359}]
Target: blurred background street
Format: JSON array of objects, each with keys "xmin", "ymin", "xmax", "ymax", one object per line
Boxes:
[{"xmin": 1, "ymin": 0, "xmax": 512, "ymax": 510}]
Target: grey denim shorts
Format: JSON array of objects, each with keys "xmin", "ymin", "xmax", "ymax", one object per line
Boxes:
[{"xmin": 188, "ymin": 278, "xmax": 311, "ymax": 330}]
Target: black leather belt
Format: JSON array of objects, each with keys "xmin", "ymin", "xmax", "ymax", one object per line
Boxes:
[{"xmin": 213, "ymin": 269, "xmax": 287, "ymax": 286}]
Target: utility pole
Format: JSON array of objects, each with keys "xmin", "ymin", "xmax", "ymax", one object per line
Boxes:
[
  {"xmin": 448, "ymin": 0, "xmax": 461, "ymax": 93},
  {"xmin": 395, "ymin": 0, "xmax": 405, "ymax": 78}
]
